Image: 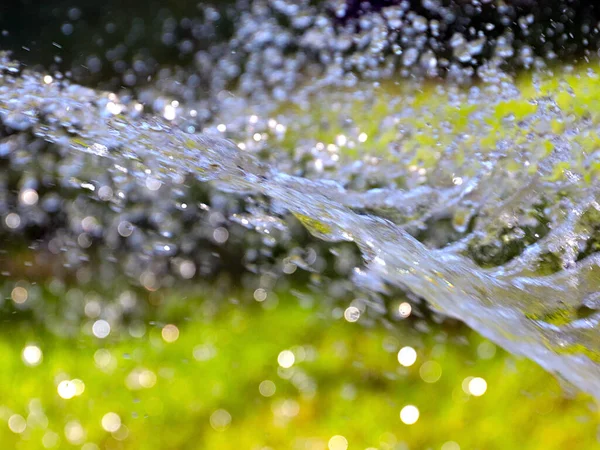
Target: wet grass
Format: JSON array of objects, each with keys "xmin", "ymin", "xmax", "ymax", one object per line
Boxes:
[
  {"xmin": 275, "ymin": 62, "xmax": 600, "ymax": 183},
  {"xmin": 0, "ymin": 287, "xmax": 598, "ymax": 449}
]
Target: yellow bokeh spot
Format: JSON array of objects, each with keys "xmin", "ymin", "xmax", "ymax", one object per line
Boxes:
[
  {"xmin": 162, "ymin": 324, "xmax": 180, "ymax": 343},
  {"xmin": 400, "ymin": 405, "xmax": 420, "ymax": 425}
]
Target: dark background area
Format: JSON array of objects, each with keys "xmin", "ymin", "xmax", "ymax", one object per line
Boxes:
[
  {"xmin": 0, "ymin": 0, "xmax": 236, "ymax": 88},
  {"xmin": 1, "ymin": 0, "xmax": 600, "ymax": 91}
]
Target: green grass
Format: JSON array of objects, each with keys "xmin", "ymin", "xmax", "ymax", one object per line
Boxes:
[{"xmin": 0, "ymin": 288, "xmax": 598, "ymax": 449}]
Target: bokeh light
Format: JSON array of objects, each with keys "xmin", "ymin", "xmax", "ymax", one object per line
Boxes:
[
  {"xmin": 344, "ymin": 306, "xmax": 361, "ymax": 322},
  {"xmin": 21, "ymin": 345, "xmax": 42, "ymax": 366},
  {"xmin": 259, "ymin": 380, "xmax": 276, "ymax": 397},
  {"xmin": 420, "ymin": 361, "xmax": 442, "ymax": 383},
  {"xmin": 64, "ymin": 420, "xmax": 86, "ymax": 445},
  {"xmin": 209, "ymin": 409, "xmax": 231, "ymax": 431},
  {"xmin": 400, "ymin": 405, "xmax": 420, "ymax": 425},
  {"xmin": 58, "ymin": 380, "xmax": 77, "ymax": 399},
  {"xmin": 468, "ymin": 377, "xmax": 488, "ymax": 397},
  {"xmin": 162, "ymin": 324, "xmax": 180, "ymax": 343},
  {"xmin": 277, "ymin": 350, "xmax": 295, "ymax": 369},
  {"xmin": 398, "ymin": 302, "xmax": 412, "ymax": 318},
  {"xmin": 101, "ymin": 412, "xmax": 121, "ymax": 433},
  {"xmin": 92, "ymin": 320, "xmax": 110, "ymax": 339},
  {"xmin": 11, "ymin": 287, "xmax": 28, "ymax": 304},
  {"xmin": 8, "ymin": 414, "xmax": 26, "ymax": 434},
  {"xmin": 328, "ymin": 435, "xmax": 349, "ymax": 450},
  {"xmin": 397, "ymin": 346, "xmax": 417, "ymax": 367}
]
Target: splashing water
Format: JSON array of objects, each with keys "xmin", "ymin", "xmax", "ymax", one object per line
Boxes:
[{"xmin": 2, "ymin": 56, "xmax": 600, "ymax": 399}]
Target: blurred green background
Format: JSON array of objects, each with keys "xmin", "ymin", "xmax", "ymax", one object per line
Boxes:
[{"xmin": 1, "ymin": 286, "xmax": 598, "ymax": 449}]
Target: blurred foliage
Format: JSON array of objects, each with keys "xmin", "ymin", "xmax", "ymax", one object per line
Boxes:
[{"xmin": 0, "ymin": 287, "xmax": 598, "ymax": 450}]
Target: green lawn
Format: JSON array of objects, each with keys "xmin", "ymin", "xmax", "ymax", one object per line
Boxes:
[{"xmin": 0, "ymin": 287, "xmax": 597, "ymax": 449}]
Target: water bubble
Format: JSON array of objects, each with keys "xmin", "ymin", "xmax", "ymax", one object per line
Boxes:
[
  {"xmin": 97, "ymin": 186, "xmax": 113, "ymax": 201},
  {"xmin": 163, "ymin": 105, "xmax": 176, "ymax": 121},
  {"xmin": 398, "ymin": 302, "xmax": 412, "ymax": 318},
  {"xmin": 117, "ymin": 221, "xmax": 134, "ymax": 237},
  {"xmin": 61, "ymin": 23, "xmax": 74, "ymax": 36},
  {"xmin": 179, "ymin": 260, "xmax": 196, "ymax": 279},
  {"xmin": 213, "ymin": 227, "xmax": 229, "ymax": 243},
  {"xmin": 11, "ymin": 286, "xmax": 28, "ymax": 304},
  {"xmin": 106, "ymin": 101, "xmax": 123, "ymax": 115},
  {"xmin": 253, "ymin": 288, "xmax": 267, "ymax": 302},
  {"xmin": 402, "ymin": 48, "xmax": 419, "ymax": 66},
  {"xmin": 5, "ymin": 213, "xmax": 21, "ymax": 229},
  {"xmin": 19, "ymin": 188, "xmax": 38, "ymax": 205},
  {"xmin": 92, "ymin": 320, "xmax": 111, "ymax": 339},
  {"xmin": 145, "ymin": 177, "xmax": 162, "ymax": 191},
  {"xmin": 343, "ymin": 306, "xmax": 360, "ymax": 322}
]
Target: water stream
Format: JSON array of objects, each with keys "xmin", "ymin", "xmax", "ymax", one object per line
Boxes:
[{"xmin": 3, "ymin": 60, "xmax": 600, "ymax": 400}]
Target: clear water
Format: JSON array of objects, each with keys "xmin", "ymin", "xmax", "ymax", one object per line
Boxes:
[{"xmin": 3, "ymin": 50, "xmax": 600, "ymax": 401}]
